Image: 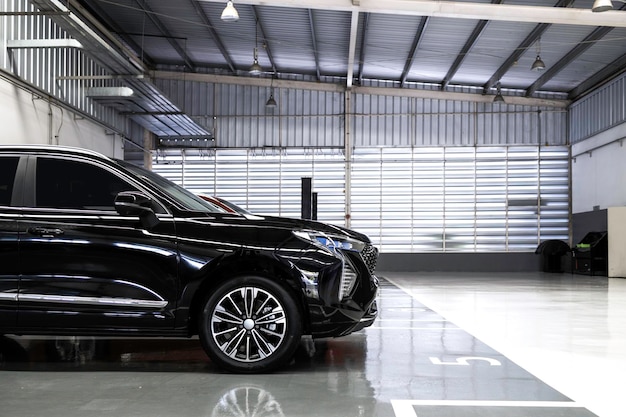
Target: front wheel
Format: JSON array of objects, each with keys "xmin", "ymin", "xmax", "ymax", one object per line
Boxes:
[{"xmin": 198, "ymin": 276, "xmax": 302, "ymax": 373}]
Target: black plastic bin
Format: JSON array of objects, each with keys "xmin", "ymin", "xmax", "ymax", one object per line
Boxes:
[{"xmin": 572, "ymin": 231, "xmax": 608, "ymax": 276}]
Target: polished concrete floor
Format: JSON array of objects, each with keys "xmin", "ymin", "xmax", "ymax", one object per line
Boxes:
[{"xmin": 1, "ymin": 272, "xmax": 624, "ymax": 417}]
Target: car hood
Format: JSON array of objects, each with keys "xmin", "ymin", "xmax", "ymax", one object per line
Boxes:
[
  {"xmin": 183, "ymin": 211, "xmax": 371, "ymax": 245},
  {"xmin": 245, "ymin": 214, "xmax": 371, "ymax": 244}
]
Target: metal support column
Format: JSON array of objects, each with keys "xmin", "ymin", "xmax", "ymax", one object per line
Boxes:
[{"xmin": 344, "ymin": 89, "xmax": 352, "ymax": 228}]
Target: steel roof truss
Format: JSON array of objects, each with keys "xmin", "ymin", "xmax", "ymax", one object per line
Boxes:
[
  {"xmin": 400, "ymin": 17, "xmax": 429, "ymax": 88},
  {"xmin": 356, "ymin": 12, "xmax": 369, "ymax": 85},
  {"xmin": 307, "ymin": 9, "xmax": 321, "ymax": 81}
]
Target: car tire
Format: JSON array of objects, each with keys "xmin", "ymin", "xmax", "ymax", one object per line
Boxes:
[{"xmin": 198, "ymin": 275, "xmax": 302, "ymax": 373}]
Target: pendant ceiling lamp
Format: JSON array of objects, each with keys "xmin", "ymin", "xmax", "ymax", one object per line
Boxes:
[
  {"xmin": 531, "ymin": 38, "xmax": 545, "ymax": 71},
  {"xmin": 250, "ymin": 19, "xmax": 263, "ymax": 75},
  {"xmin": 493, "ymin": 82, "xmax": 505, "ymax": 103},
  {"xmin": 266, "ymin": 77, "xmax": 277, "ymax": 108},
  {"xmin": 221, "ymin": 1, "xmax": 239, "ymax": 22},
  {"xmin": 592, "ymin": 0, "xmax": 626, "ymax": 12}
]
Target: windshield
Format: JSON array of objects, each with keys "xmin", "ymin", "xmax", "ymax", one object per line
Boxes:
[
  {"xmin": 215, "ymin": 197, "xmax": 252, "ymax": 215},
  {"xmin": 115, "ymin": 160, "xmax": 223, "ymax": 213}
]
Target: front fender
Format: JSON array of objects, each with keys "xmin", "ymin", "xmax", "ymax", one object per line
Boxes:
[{"xmin": 179, "ymin": 249, "xmax": 311, "ymax": 335}]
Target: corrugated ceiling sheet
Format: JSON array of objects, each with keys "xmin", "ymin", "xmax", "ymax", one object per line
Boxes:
[
  {"xmin": 312, "ymin": 9, "xmax": 353, "ymax": 76},
  {"xmin": 411, "ymin": 17, "xmax": 481, "ymax": 83},
  {"xmin": 543, "ymin": 27, "xmax": 626, "ymax": 92},
  {"xmin": 361, "ymin": 13, "xmax": 424, "ymax": 80},
  {"xmin": 256, "ymin": 6, "xmax": 317, "ymax": 75}
]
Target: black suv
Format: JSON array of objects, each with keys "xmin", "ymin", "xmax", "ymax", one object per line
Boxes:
[{"xmin": 0, "ymin": 145, "xmax": 378, "ymax": 372}]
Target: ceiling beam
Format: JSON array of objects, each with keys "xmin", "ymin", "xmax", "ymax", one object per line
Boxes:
[
  {"xmin": 151, "ymin": 70, "xmax": 570, "ymax": 108},
  {"xmin": 346, "ymin": 10, "xmax": 360, "ymax": 88},
  {"xmin": 525, "ymin": 26, "xmax": 615, "ymax": 97},
  {"xmin": 400, "ymin": 17, "xmax": 429, "ymax": 88},
  {"xmin": 7, "ymin": 39, "xmax": 83, "ymax": 48},
  {"xmin": 441, "ymin": 0, "xmax": 503, "ymax": 90},
  {"xmin": 197, "ymin": 0, "xmax": 626, "ymax": 28},
  {"xmin": 189, "ymin": 0, "xmax": 237, "ymax": 74},
  {"xmin": 307, "ymin": 10, "xmax": 321, "ymax": 81},
  {"xmin": 356, "ymin": 13, "xmax": 369, "ymax": 85}
]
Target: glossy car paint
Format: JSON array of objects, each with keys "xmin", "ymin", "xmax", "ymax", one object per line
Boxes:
[
  {"xmin": 0, "ymin": 155, "xmax": 20, "ymax": 329},
  {"xmin": 0, "ymin": 145, "xmax": 378, "ymax": 370}
]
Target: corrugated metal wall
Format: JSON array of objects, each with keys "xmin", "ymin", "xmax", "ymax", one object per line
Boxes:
[
  {"xmin": 1, "ymin": 0, "xmax": 141, "ymax": 143},
  {"xmin": 155, "ymin": 78, "xmax": 568, "ymax": 149},
  {"xmin": 153, "ymin": 145, "xmax": 570, "ymax": 253},
  {"xmin": 570, "ymin": 73, "xmax": 626, "ymax": 144}
]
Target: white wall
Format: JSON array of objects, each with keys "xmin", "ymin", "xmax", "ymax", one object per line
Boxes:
[
  {"xmin": 0, "ymin": 76, "xmax": 124, "ymax": 158},
  {"xmin": 572, "ymin": 122, "xmax": 626, "ymax": 214},
  {"xmin": 608, "ymin": 207, "xmax": 626, "ymax": 278}
]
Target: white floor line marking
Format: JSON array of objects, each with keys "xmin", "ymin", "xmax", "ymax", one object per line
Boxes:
[
  {"xmin": 390, "ymin": 400, "xmax": 586, "ymax": 417},
  {"xmin": 366, "ymin": 327, "xmax": 463, "ymax": 331},
  {"xmin": 375, "ymin": 319, "xmax": 449, "ymax": 322}
]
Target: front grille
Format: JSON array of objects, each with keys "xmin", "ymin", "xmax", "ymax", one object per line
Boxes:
[{"xmin": 360, "ymin": 244, "xmax": 378, "ymax": 275}]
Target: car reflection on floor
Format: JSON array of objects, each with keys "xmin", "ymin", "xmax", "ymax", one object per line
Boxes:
[
  {"xmin": 0, "ymin": 334, "xmax": 378, "ymax": 417},
  {"xmin": 0, "ymin": 333, "xmax": 368, "ymax": 373},
  {"xmin": 0, "ymin": 335, "xmax": 209, "ymax": 372}
]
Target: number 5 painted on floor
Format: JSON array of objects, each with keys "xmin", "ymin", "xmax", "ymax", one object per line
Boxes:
[{"xmin": 429, "ymin": 356, "xmax": 502, "ymax": 366}]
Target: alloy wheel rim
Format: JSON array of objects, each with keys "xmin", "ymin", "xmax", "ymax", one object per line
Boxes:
[{"xmin": 211, "ymin": 286, "xmax": 287, "ymax": 363}]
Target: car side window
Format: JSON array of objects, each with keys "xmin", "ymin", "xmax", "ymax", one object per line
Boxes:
[
  {"xmin": 36, "ymin": 157, "xmax": 137, "ymax": 211},
  {"xmin": 0, "ymin": 157, "xmax": 19, "ymax": 206}
]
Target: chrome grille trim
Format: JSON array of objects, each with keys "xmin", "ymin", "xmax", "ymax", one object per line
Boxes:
[
  {"xmin": 340, "ymin": 259, "xmax": 358, "ymax": 301},
  {"xmin": 360, "ymin": 244, "xmax": 378, "ymax": 275}
]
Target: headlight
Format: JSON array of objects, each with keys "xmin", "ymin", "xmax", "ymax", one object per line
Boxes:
[{"xmin": 293, "ymin": 230, "xmax": 365, "ymax": 253}]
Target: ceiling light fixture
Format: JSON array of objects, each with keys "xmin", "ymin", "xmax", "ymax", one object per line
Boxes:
[
  {"xmin": 221, "ymin": 1, "xmax": 239, "ymax": 22},
  {"xmin": 592, "ymin": 0, "xmax": 626, "ymax": 12},
  {"xmin": 266, "ymin": 77, "xmax": 277, "ymax": 108},
  {"xmin": 265, "ymin": 91, "xmax": 277, "ymax": 108},
  {"xmin": 249, "ymin": 19, "xmax": 263, "ymax": 75},
  {"xmin": 531, "ymin": 38, "xmax": 546, "ymax": 71},
  {"xmin": 493, "ymin": 82, "xmax": 505, "ymax": 103}
]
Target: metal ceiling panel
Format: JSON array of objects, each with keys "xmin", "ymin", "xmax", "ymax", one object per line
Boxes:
[
  {"xmin": 252, "ymin": 5, "xmax": 317, "ymax": 75},
  {"xmin": 361, "ymin": 13, "xmax": 425, "ymax": 81},
  {"xmin": 142, "ymin": 0, "xmax": 224, "ymax": 68},
  {"xmin": 24, "ymin": 0, "xmax": 626, "ymax": 118},
  {"xmin": 501, "ymin": 23, "xmax": 595, "ymax": 90},
  {"xmin": 312, "ymin": 9, "xmax": 354, "ymax": 76},
  {"xmin": 409, "ymin": 17, "xmax": 483, "ymax": 84},
  {"xmin": 542, "ymin": 27, "xmax": 626, "ymax": 92},
  {"xmin": 453, "ymin": 20, "xmax": 537, "ymax": 88}
]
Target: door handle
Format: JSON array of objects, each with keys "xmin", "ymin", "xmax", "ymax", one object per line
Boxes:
[{"xmin": 27, "ymin": 227, "xmax": 65, "ymax": 237}]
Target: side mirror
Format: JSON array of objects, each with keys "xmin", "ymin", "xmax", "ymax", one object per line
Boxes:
[{"xmin": 114, "ymin": 191, "xmax": 159, "ymax": 229}]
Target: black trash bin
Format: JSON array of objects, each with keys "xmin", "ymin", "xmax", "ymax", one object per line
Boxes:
[
  {"xmin": 572, "ymin": 231, "xmax": 608, "ymax": 275},
  {"xmin": 535, "ymin": 240, "xmax": 570, "ymax": 273}
]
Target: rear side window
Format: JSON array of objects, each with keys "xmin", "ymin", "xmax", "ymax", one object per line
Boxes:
[
  {"xmin": 36, "ymin": 158, "xmax": 136, "ymax": 210},
  {"xmin": 0, "ymin": 157, "xmax": 19, "ymax": 206}
]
